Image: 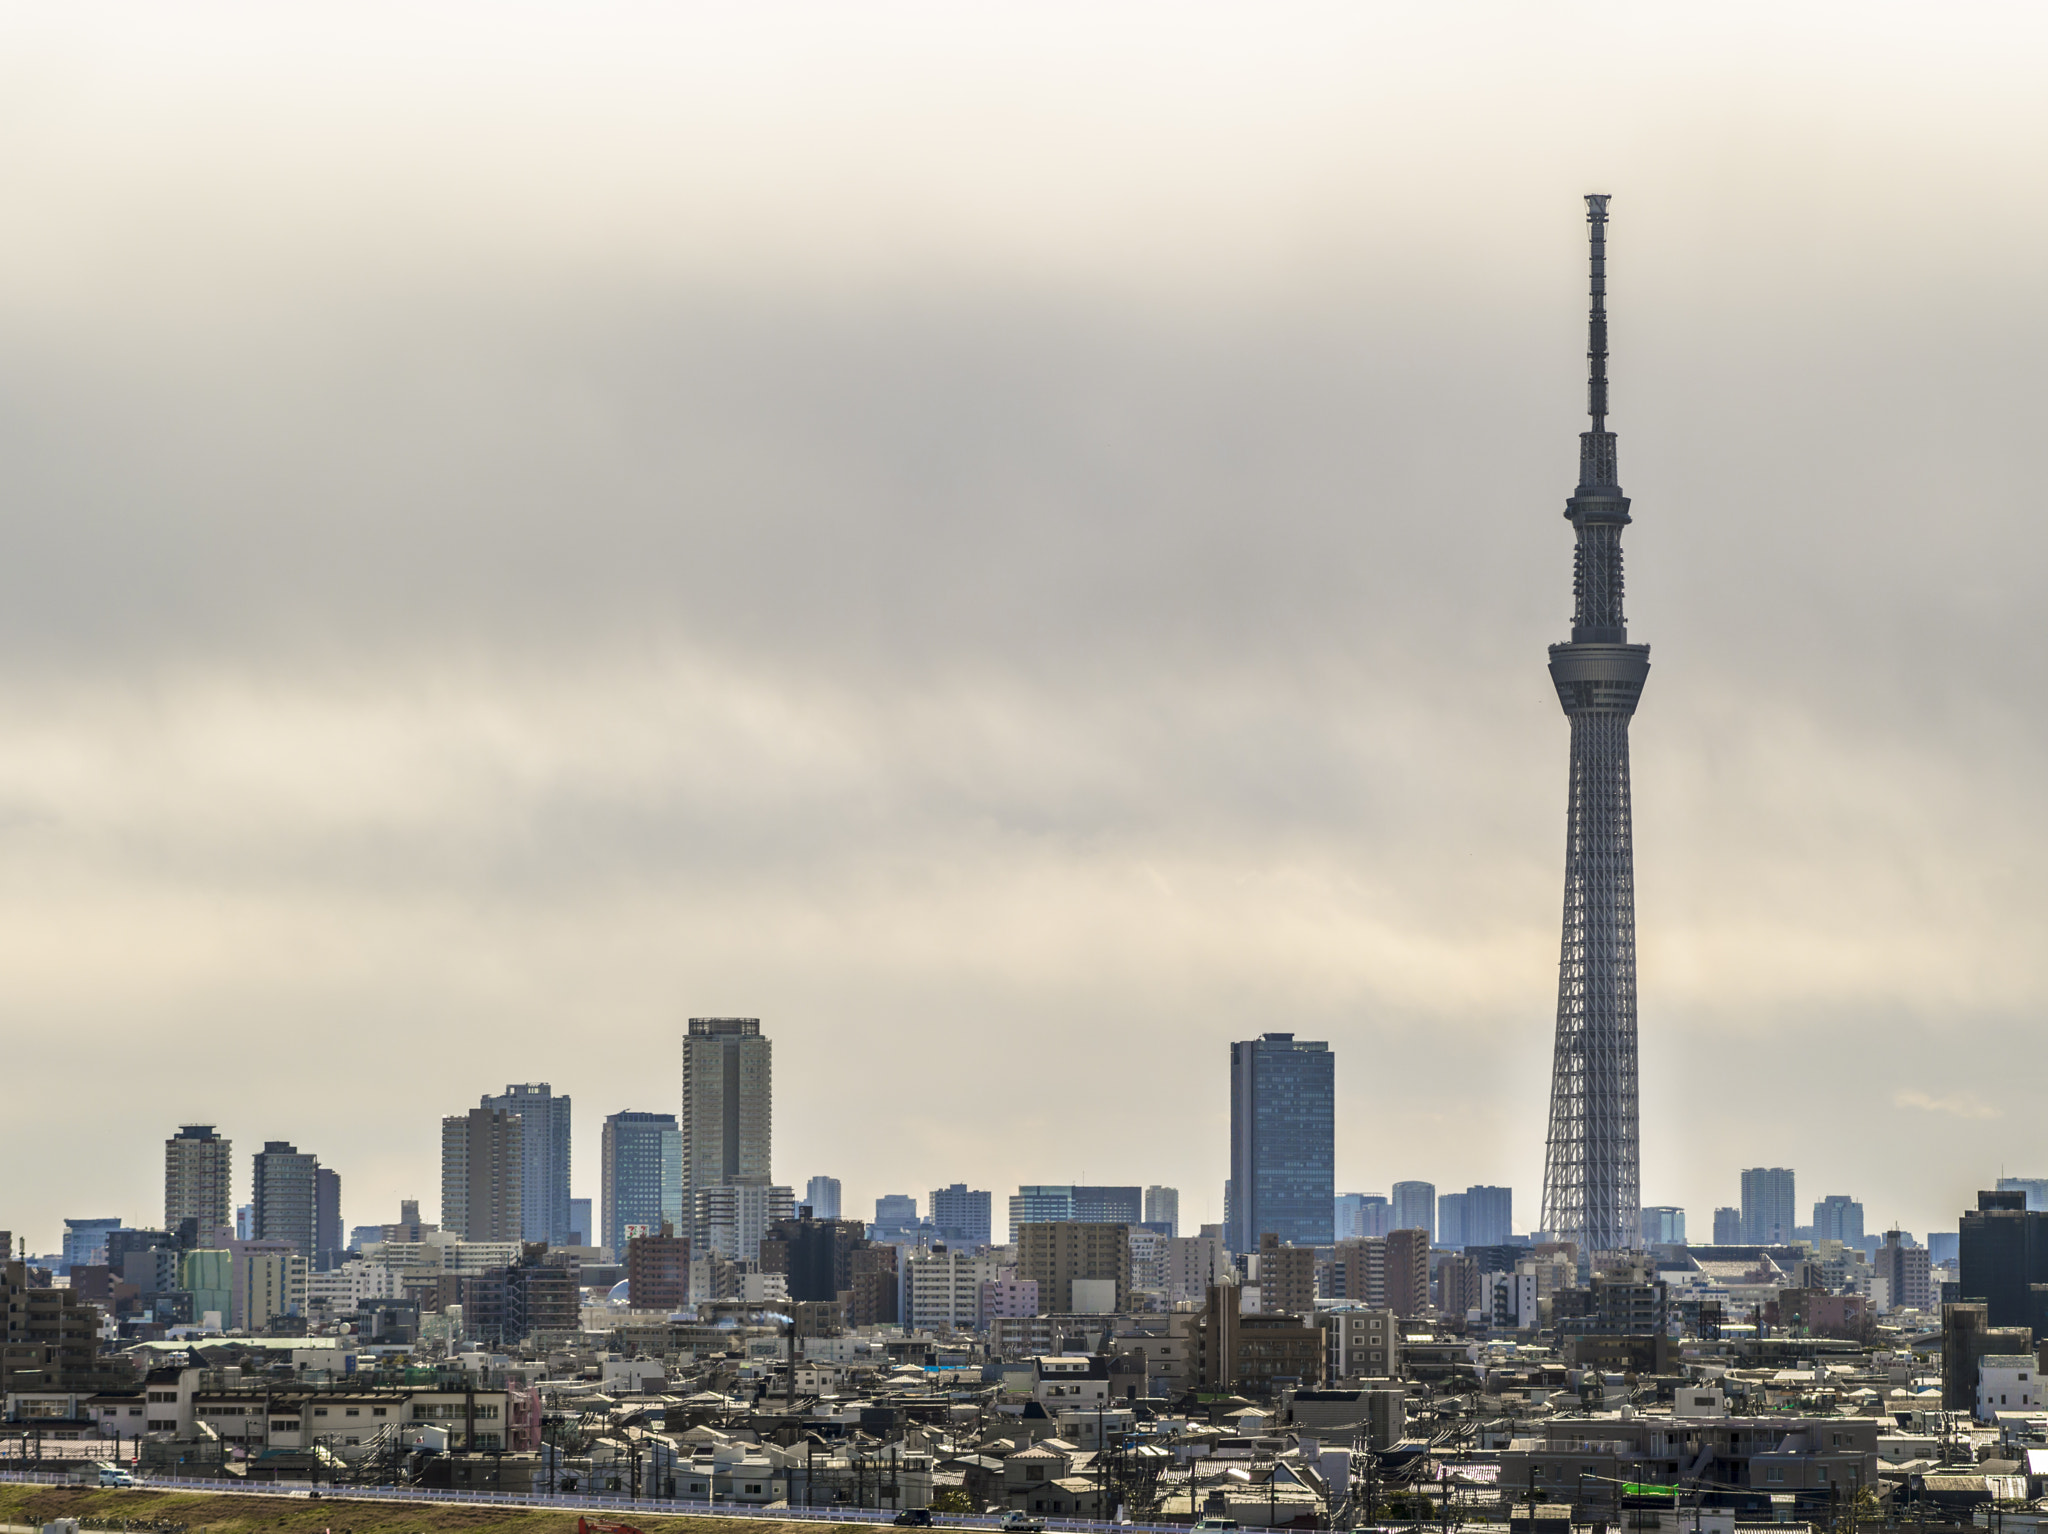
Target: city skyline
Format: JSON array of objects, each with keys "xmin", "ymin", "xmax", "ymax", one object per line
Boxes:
[{"xmin": 2, "ymin": 7, "xmax": 2046, "ymax": 1245}]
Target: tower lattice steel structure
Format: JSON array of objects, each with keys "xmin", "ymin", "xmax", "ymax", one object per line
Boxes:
[{"xmin": 1539, "ymin": 194, "xmax": 1649, "ymax": 1255}]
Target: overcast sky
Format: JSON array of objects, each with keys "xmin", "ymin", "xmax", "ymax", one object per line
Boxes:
[{"xmin": 3, "ymin": 2, "xmax": 2046, "ymax": 1253}]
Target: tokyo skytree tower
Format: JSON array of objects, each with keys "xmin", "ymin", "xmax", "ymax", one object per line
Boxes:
[{"xmin": 1539, "ymin": 195, "xmax": 1649, "ymax": 1255}]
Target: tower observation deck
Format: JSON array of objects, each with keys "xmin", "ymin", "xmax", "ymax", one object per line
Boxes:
[{"xmin": 1539, "ymin": 194, "xmax": 1649, "ymax": 1256}]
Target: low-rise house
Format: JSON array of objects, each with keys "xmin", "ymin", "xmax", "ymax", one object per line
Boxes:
[{"xmin": 1978, "ymin": 1356, "xmax": 2042, "ymax": 1422}]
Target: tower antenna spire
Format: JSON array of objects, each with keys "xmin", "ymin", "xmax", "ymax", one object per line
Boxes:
[
  {"xmin": 1541, "ymin": 191, "xmax": 1649, "ymax": 1258},
  {"xmin": 1586, "ymin": 193, "xmax": 1610, "ymax": 433}
]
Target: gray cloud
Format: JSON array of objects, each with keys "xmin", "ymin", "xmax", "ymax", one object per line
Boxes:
[{"xmin": 0, "ymin": 3, "xmax": 2044, "ymax": 1245}]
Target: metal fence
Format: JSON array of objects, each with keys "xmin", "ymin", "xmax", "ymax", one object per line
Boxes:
[{"xmin": 0, "ymin": 1469, "xmax": 1212, "ymax": 1534}]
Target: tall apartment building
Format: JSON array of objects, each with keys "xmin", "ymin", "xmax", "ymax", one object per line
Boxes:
[
  {"xmin": 804, "ymin": 1176, "xmax": 842, "ymax": 1220},
  {"xmin": 1438, "ymin": 1253, "xmax": 1483, "ymax": 1319},
  {"xmin": 1256, "ymin": 1233, "xmax": 1316, "ymax": 1319},
  {"xmin": 1332, "ymin": 1239, "xmax": 1388, "ymax": 1305},
  {"xmin": 601, "ymin": 1111, "xmax": 683, "ymax": 1256},
  {"xmin": 481, "ymin": 1083, "xmax": 573, "ymax": 1247},
  {"xmin": 681, "ymin": 1018, "xmax": 773, "ymax": 1191},
  {"xmin": 1228, "ymin": 1034, "xmax": 1334, "ymax": 1252},
  {"xmin": 251, "ymin": 1142, "xmax": 319, "ymax": 1256},
  {"xmin": 228, "ymin": 1238, "xmax": 308, "ymax": 1329},
  {"xmin": 1876, "ymin": 1228, "xmax": 1933, "ymax": 1313},
  {"xmin": 1386, "ymin": 1228, "xmax": 1431, "ymax": 1319},
  {"xmin": 847, "ymin": 1245, "xmax": 899, "ymax": 1326},
  {"xmin": 1007, "ymin": 1185, "xmax": 1142, "ymax": 1242},
  {"xmin": 906, "ymin": 1247, "xmax": 1003, "ymax": 1331},
  {"xmin": 569, "ymin": 1198, "xmax": 592, "ymax": 1247},
  {"xmin": 1334, "ymin": 1193, "xmax": 1392, "ymax": 1241},
  {"xmin": 929, "ymin": 1184, "xmax": 992, "ymax": 1247},
  {"xmin": 1018, "ymin": 1221, "xmax": 1131, "ymax": 1313},
  {"xmin": 1390, "ymin": 1182, "xmax": 1436, "ymax": 1241},
  {"xmin": 1712, "ymin": 1206, "xmax": 1741, "ymax": 1244},
  {"xmin": 441, "ymin": 1107, "xmax": 526, "ymax": 1241},
  {"xmin": 0, "ymin": 1239, "xmax": 100, "ymax": 1392},
  {"xmin": 165, "ymin": 1126, "xmax": 233, "ymax": 1238},
  {"xmin": 693, "ymin": 1180, "xmax": 794, "ymax": 1262},
  {"xmin": 760, "ymin": 1216, "xmax": 870, "ymax": 1302},
  {"xmin": 1437, "ymin": 1192, "xmax": 1468, "ymax": 1248},
  {"xmin": 1813, "ymin": 1195, "xmax": 1865, "ymax": 1246},
  {"xmin": 314, "ymin": 1167, "xmax": 343, "ymax": 1269},
  {"xmin": 1165, "ymin": 1234, "xmax": 1230, "ymax": 1304},
  {"xmin": 1192, "ymin": 1283, "xmax": 1323, "ymax": 1393},
  {"xmin": 1461, "ymin": 1186, "xmax": 1513, "ymax": 1247},
  {"xmin": 1144, "ymin": 1186, "xmax": 1180, "ymax": 1237},
  {"xmin": 1639, "ymin": 1206, "xmax": 1686, "ymax": 1245},
  {"xmin": 1741, "ymin": 1168, "xmax": 1797, "ymax": 1245},
  {"xmin": 1129, "ymin": 1227, "xmax": 1166, "ymax": 1294},
  {"xmin": 626, "ymin": 1225, "xmax": 692, "ymax": 1310}
]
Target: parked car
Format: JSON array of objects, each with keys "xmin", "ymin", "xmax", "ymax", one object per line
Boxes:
[
  {"xmin": 893, "ymin": 1510, "xmax": 934, "ymax": 1527},
  {"xmin": 1192, "ymin": 1520, "xmax": 1240, "ymax": 1532},
  {"xmin": 999, "ymin": 1514, "xmax": 1045, "ymax": 1533},
  {"xmin": 98, "ymin": 1468, "xmax": 136, "ymax": 1488}
]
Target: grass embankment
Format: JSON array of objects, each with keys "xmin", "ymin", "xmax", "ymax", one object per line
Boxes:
[{"xmin": 0, "ymin": 1484, "xmax": 832, "ymax": 1534}]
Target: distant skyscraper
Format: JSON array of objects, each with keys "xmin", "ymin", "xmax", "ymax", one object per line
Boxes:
[
  {"xmin": 1144, "ymin": 1186, "xmax": 1179, "ymax": 1238},
  {"xmin": 1539, "ymin": 195, "xmax": 1650, "ymax": 1256},
  {"xmin": 1741, "ymin": 1168, "xmax": 1796, "ymax": 1245},
  {"xmin": 873, "ymin": 1194, "xmax": 920, "ymax": 1241},
  {"xmin": 1877, "ymin": 1228, "xmax": 1934, "ymax": 1312},
  {"xmin": 165, "ymin": 1125, "xmax": 233, "ymax": 1239},
  {"xmin": 1391, "ymin": 1182, "xmax": 1436, "ymax": 1242},
  {"xmin": 251, "ymin": 1142, "xmax": 318, "ymax": 1256},
  {"xmin": 569, "ymin": 1197, "xmax": 592, "ymax": 1246},
  {"xmin": 481, "ymin": 1083, "xmax": 573, "ymax": 1246},
  {"xmin": 1712, "ymin": 1206, "xmax": 1740, "ymax": 1244},
  {"xmin": 805, "ymin": 1175, "xmax": 842, "ymax": 1220},
  {"xmin": 1437, "ymin": 1192, "xmax": 1467, "ymax": 1248},
  {"xmin": 61, "ymin": 1218, "xmax": 122, "ymax": 1269},
  {"xmin": 681, "ymin": 1018, "xmax": 772, "ymax": 1190},
  {"xmin": 693, "ymin": 1180, "xmax": 793, "ymax": 1262},
  {"xmin": 1639, "ymin": 1206, "xmax": 1686, "ymax": 1245},
  {"xmin": 1011, "ymin": 1185, "xmax": 1073, "ymax": 1240},
  {"xmin": 235, "ymin": 1204, "xmax": 253, "ymax": 1242},
  {"xmin": 1227, "ymin": 1034, "xmax": 1335, "ymax": 1252},
  {"xmin": 1813, "ymin": 1194, "xmax": 1864, "ymax": 1245},
  {"xmin": 1334, "ymin": 1193, "xmax": 1392, "ymax": 1242},
  {"xmin": 1996, "ymin": 1177, "xmax": 2048, "ymax": 1212},
  {"xmin": 1007, "ymin": 1185, "xmax": 1144, "ymax": 1243},
  {"xmin": 441, "ymin": 1106, "xmax": 525, "ymax": 1241},
  {"xmin": 1463, "ymin": 1186, "xmax": 1514, "ymax": 1247},
  {"xmin": 600, "ymin": 1111, "xmax": 683, "ymax": 1255},
  {"xmin": 930, "ymin": 1184, "xmax": 993, "ymax": 1246},
  {"xmin": 314, "ymin": 1167, "xmax": 343, "ymax": 1268},
  {"xmin": 1333, "ymin": 1193, "xmax": 1363, "ymax": 1241}
]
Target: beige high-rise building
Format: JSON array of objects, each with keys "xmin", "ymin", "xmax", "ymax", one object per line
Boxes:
[
  {"xmin": 681, "ymin": 1018, "xmax": 772, "ymax": 1191},
  {"xmin": 1018, "ymin": 1221, "xmax": 1131, "ymax": 1314},
  {"xmin": 1165, "ymin": 1233, "xmax": 1231, "ymax": 1304},
  {"xmin": 1255, "ymin": 1232, "xmax": 1316, "ymax": 1319},
  {"xmin": 441, "ymin": 1107, "xmax": 525, "ymax": 1241},
  {"xmin": 165, "ymin": 1125, "xmax": 234, "ymax": 1238}
]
